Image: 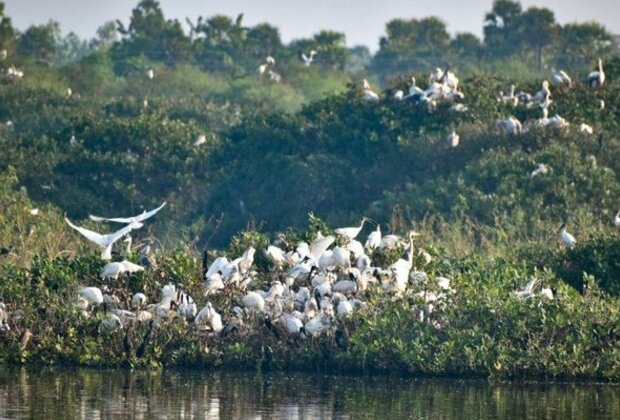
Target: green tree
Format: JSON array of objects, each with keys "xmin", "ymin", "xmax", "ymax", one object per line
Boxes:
[
  {"xmin": 553, "ymin": 23, "xmax": 613, "ymax": 70},
  {"xmin": 0, "ymin": 1, "xmax": 16, "ymax": 55},
  {"xmin": 112, "ymin": 0, "xmax": 190, "ymax": 71},
  {"xmin": 17, "ymin": 20, "xmax": 60, "ymax": 64},
  {"xmin": 483, "ymin": 0, "xmax": 523, "ymax": 58},
  {"xmin": 516, "ymin": 7, "xmax": 557, "ymax": 71}
]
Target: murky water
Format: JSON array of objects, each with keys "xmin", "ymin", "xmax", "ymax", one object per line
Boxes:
[{"xmin": 0, "ymin": 368, "xmax": 618, "ymax": 419}]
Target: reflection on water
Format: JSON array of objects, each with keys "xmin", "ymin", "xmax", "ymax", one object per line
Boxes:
[{"xmin": 0, "ymin": 368, "xmax": 619, "ymax": 419}]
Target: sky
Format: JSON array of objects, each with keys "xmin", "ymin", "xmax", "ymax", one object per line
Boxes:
[{"xmin": 4, "ymin": 0, "xmax": 620, "ymax": 52}]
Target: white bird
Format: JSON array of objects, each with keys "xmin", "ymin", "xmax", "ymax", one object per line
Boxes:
[
  {"xmin": 193, "ymin": 134, "xmax": 207, "ymax": 146},
  {"xmin": 65, "ymin": 218, "xmax": 143, "ymax": 260},
  {"xmin": 265, "ymin": 245, "xmax": 287, "ymax": 267},
  {"xmin": 336, "ymin": 299, "xmax": 354, "ymax": 318},
  {"xmin": 362, "ymin": 79, "xmax": 380, "ymax": 101},
  {"xmin": 500, "ymin": 84, "xmax": 518, "ymax": 107},
  {"xmin": 89, "ymin": 202, "xmax": 167, "ymax": 224},
  {"xmin": 332, "ymin": 246, "xmax": 351, "ymax": 269},
  {"xmin": 531, "ymin": 163, "xmax": 549, "ymax": 178},
  {"xmin": 335, "ymin": 218, "xmax": 369, "ymax": 241},
  {"xmin": 579, "ymin": 123, "xmax": 594, "ymax": 135},
  {"xmin": 242, "ymin": 291, "xmax": 265, "ymax": 312},
  {"xmin": 407, "ymin": 77, "xmax": 425, "ymax": 99},
  {"xmin": 280, "ymin": 313, "xmax": 304, "ymax": 335},
  {"xmin": 532, "ymin": 80, "xmax": 551, "ymax": 104},
  {"xmin": 100, "ymin": 260, "xmax": 144, "ymax": 280},
  {"xmin": 559, "ymin": 224, "xmax": 576, "ymax": 248},
  {"xmin": 99, "ymin": 314, "xmax": 123, "ymax": 334},
  {"xmin": 299, "ymin": 49, "xmax": 317, "ymax": 66},
  {"xmin": 78, "ymin": 287, "xmax": 104, "ymax": 306},
  {"xmin": 29, "ymin": 208, "xmax": 39, "ymax": 216},
  {"xmin": 0, "ymin": 303, "xmax": 10, "ymax": 332},
  {"xmin": 513, "ymin": 278, "xmax": 540, "ymax": 299},
  {"xmin": 587, "ymin": 58, "xmax": 605, "ymax": 88},
  {"xmin": 496, "ymin": 117, "xmax": 522, "ymax": 135},
  {"xmin": 204, "ymin": 271, "xmax": 225, "ymax": 295},
  {"xmin": 131, "ymin": 293, "xmax": 147, "ymax": 309},
  {"xmin": 308, "ymin": 235, "xmax": 335, "ymax": 263},
  {"xmin": 147, "ymin": 69, "xmax": 154, "ymax": 80},
  {"xmin": 446, "ymin": 131, "xmax": 460, "ymax": 148},
  {"xmin": 548, "ymin": 114, "xmax": 569, "ymax": 130},
  {"xmin": 552, "ymin": 70, "xmax": 572, "ymax": 88},
  {"xmin": 393, "ymin": 90, "xmax": 404, "ymax": 100},
  {"xmin": 365, "ymin": 225, "xmax": 381, "ymax": 250},
  {"xmin": 304, "ymin": 313, "xmax": 331, "ymax": 336},
  {"xmin": 613, "ymin": 212, "xmax": 620, "ymax": 227}
]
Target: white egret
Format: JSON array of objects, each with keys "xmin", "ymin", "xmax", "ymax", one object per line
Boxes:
[
  {"xmin": 579, "ymin": 123, "xmax": 594, "ymax": 135},
  {"xmin": 65, "ymin": 218, "xmax": 143, "ymax": 261},
  {"xmin": 147, "ymin": 69, "xmax": 154, "ymax": 80},
  {"xmin": 335, "ymin": 218, "xmax": 369, "ymax": 241},
  {"xmin": 446, "ymin": 131, "xmax": 460, "ymax": 148},
  {"xmin": 531, "ymin": 163, "xmax": 549, "ymax": 178},
  {"xmin": 365, "ymin": 225, "xmax": 381, "ymax": 250},
  {"xmin": 100, "ymin": 260, "xmax": 144, "ymax": 280},
  {"xmin": 362, "ymin": 79, "xmax": 380, "ymax": 101},
  {"xmin": 587, "ymin": 58, "xmax": 605, "ymax": 88},
  {"xmin": 193, "ymin": 134, "xmax": 207, "ymax": 146},
  {"xmin": 299, "ymin": 50, "xmax": 317, "ymax": 66},
  {"xmin": 559, "ymin": 224, "xmax": 576, "ymax": 248},
  {"xmin": 613, "ymin": 212, "xmax": 620, "ymax": 227},
  {"xmin": 265, "ymin": 245, "xmax": 287, "ymax": 267},
  {"xmin": 89, "ymin": 201, "xmax": 167, "ymax": 224}
]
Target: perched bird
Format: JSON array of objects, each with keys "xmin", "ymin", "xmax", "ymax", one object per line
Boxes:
[
  {"xmin": 531, "ymin": 163, "xmax": 549, "ymax": 178},
  {"xmin": 147, "ymin": 69, "xmax": 154, "ymax": 80},
  {"xmin": 496, "ymin": 117, "xmax": 522, "ymax": 135},
  {"xmin": 299, "ymin": 50, "xmax": 317, "ymax": 66},
  {"xmin": 280, "ymin": 313, "xmax": 304, "ymax": 335},
  {"xmin": 89, "ymin": 202, "xmax": 167, "ymax": 225},
  {"xmin": 559, "ymin": 224, "xmax": 576, "ymax": 248},
  {"xmin": 446, "ymin": 131, "xmax": 460, "ymax": 148},
  {"xmin": 65, "ymin": 218, "xmax": 144, "ymax": 260},
  {"xmin": 613, "ymin": 212, "xmax": 620, "ymax": 228},
  {"xmin": 500, "ymin": 84, "xmax": 518, "ymax": 107},
  {"xmin": 587, "ymin": 58, "xmax": 605, "ymax": 88},
  {"xmin": 242, "ymin": 291, "xmax": 265, "ymax": 312},
  {"xmin": 365, "ymin": 225, "xmax": 381, "ymax": 251},
  {"xmin": 131, "ymin": 293, "xmax": 147, "ymax": 309},
  {"xmin": 552, "ymin": 70, "xmax": 572, "ymax": 88},
  {"xmin": 0, "ymin": 303, "xmax": 9, "ymax": 332},
  {"xmin": 100, "ymin": 260, "xmax": 144, "ymax": 280},
  {"xmin": 99, "ymin": 314, "xmax": 123, "ymax": 334},
  {"xmin": 579, "ymin": 123, "xmax": 594, "ymax": 135},
  {"xmin": 335, "ymin": 218, "xmax": 369, "ymax": 241},
  {"xmin": 193, "ymin": 134, "xmax": 207, "ymax": 147},
  {"xmin": 362, "ymin": 79, "xmax": 380, "ymax": 101},
  {"xmin": 78, "ymin": 287, "xmax": 104, "ymax": 307}
]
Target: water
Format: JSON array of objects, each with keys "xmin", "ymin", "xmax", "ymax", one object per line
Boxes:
[{"xmin": 0, "ymin": 368, "xmax": 618, "ymax": 419}]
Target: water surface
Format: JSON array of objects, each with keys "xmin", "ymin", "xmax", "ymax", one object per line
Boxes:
[{"xmin": 0, "ymin": 368, "xmax": 618, "ymax": 419}]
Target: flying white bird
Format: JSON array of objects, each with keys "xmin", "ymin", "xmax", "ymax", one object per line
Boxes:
[
  {"xmin": 299, "ymin": 50, "xmax": 317, "ymax": 66},
  {"xmin": 65, "ymin": 218, "xmax": 144, "ymax": 260},
  {"xmin": 89, "ymin": 202, "xmax": 167, "ymax": 224}
]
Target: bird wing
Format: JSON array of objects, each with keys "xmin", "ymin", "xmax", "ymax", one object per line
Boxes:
[
  {"xmin": 89, "ymin": 202, "xmax": 167, "ymax": 224},
  {"xmin": 65, "ymin": 217, "xmax": 107, "ymax": 247},
  {"xmin": 121, "ymin": 260, "xmax": 145, "ymax": 273},
  {"xmin": 309, "ymin": 235, "xmax": 335, "ymax": 262}
]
